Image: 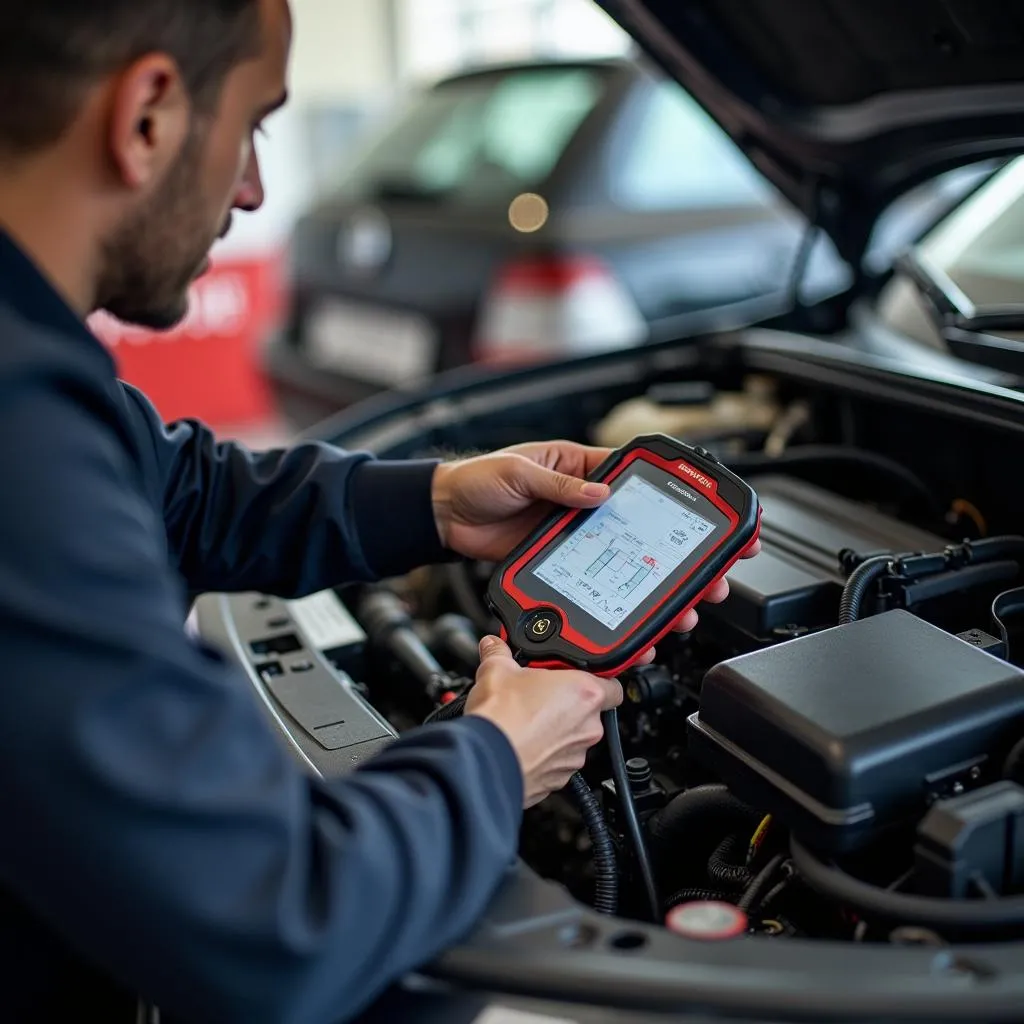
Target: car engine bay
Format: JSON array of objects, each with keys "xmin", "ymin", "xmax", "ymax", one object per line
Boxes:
[{"xmin": 197, "ymin": 332, "xmax": 1024, "ymax": 1013}]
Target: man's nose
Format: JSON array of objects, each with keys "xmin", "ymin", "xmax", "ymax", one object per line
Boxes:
[{"xmin": 234, "ymin": 150, "xmax": 265, "ymax": 212}]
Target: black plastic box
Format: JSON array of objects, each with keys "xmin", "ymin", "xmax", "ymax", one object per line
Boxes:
[
  {"xmin": 705, "ymin": 475, "xmax": 946, "ymax": 641},
  {"xmin": 687, "ymin": 610, "xmax": 1024, "ymax": 852}
]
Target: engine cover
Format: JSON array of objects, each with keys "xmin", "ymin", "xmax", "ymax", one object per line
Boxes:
[
  {"xmin": 689, "ymin": 610, "xmax": 1024, "ymax": 852},
  {"xmin": 709, "ymin": 474, "xmax": 945, "ymax": 640}
]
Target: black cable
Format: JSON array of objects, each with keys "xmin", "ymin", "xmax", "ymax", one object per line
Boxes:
[
  {"xmin": 991, "ymin": 587, "xmax": 1024, "ymax": 665},
  {"xmin": 567, "ymin": 773, "xmax": 619, "ymax": 916},
  {"xmin": 425, "ymin": 693, "xmax": 620, "ymax": 916},
  {"xmin": 756, "ymin": 876, "xmax": 794, "ymax": 916},
  {"xmin": 788, "ymin": 180, "xmax": 821, "ymax": 311},
  {"xmin": 1004, "ymin": 734, "xmax": 1024, "ymax": 783},
  {"xmin": 838, "ymin": 555, "xmax": 894, "ymax": 624},
  {"xmin": 445, "ymin": 562, "xmax": 496, "ymax": 635},
  {"xmin": 648, "ymin": 784, "xmax": 760, "ymax": 848},
  {"xmin": 738, "ymin": 854, "xmax": 787, "ymax": 914},
  {"xmin": 424, "ymin": 691, "xmax": 468, "ymax": 725},
  {"xmin": 791, "ymin": 836, "xmax": 1024, "ymax": 933},
  {"xmin": 721, "ymin": 445, "xmax": 941, "ymax": 521},
  {"xmin": 603, "ymin": 708, "xmax": 660, "ymax": 922},
  {"xmin": 664, "ymin": 888, "xmax": 732, "ymax": 911},
  {"xmin": 707, "ymin": 835, "xmax": 753, "ymax": 891}
]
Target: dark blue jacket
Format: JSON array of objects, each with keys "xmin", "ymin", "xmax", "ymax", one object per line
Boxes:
[{"xmin": 0, "ymin": 232, "xmax": 523, "ymax": 1023}]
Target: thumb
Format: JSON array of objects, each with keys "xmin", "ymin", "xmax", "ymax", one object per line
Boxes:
[
  {"xmin": 517, "ymin": 459, "xmax": 610, "ymax": 509},
  {"xmin": 478, "ymin": 634, "xmax": 515, "ymax": 664}
]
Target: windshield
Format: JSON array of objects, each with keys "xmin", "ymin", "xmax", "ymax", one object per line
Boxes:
[
  {"xmin": 879, "ymin": 157, "xmax": 1024, "ymax": 351},
  {"xmin": 331, "ymin": 66, "xmax": 607, "ymax": 206}
]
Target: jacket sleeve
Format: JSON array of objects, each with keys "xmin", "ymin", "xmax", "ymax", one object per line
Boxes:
[
  {"xmin": 0, "ymin": 381, "xmax": 523, "ymax": 1024},
  {"xmin": 119, "ymin": 382, "xmax": 452, "ymax": 596}
]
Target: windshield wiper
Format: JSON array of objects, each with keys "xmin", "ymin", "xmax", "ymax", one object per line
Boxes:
[{"xmin": 895, "ymin": 250, "xmax": 1024, "ymax": 335}]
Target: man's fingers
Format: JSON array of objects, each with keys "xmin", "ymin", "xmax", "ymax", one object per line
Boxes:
[
  {"xmin": 517, "ymin": 459, "xmax": 609, "ymax": 508},
  {"xmin": 478, "ymin": 634, "xmax": 516, "ymax": 665},
  {"xmin": 702, "ymin": 577, "xmax": 730, "ymax": 604},
  {"xmin": 673, "ymin": 608, "xmax": 700, "ymax": 634}
]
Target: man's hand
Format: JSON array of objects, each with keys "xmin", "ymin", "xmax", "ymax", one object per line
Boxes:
[
  {"xmin": 431, "ymin": 440, "xmax": 760, "ymax": 634},
  {"xmin": 466, "ymin": 635, "xmax": 623, "ymax": 808}
]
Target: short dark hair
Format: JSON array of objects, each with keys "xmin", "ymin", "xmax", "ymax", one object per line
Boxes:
[{"xmin": 0, "ymin": 0, "xmax": 262, "ymax": 155}]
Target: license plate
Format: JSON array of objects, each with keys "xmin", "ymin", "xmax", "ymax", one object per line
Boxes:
[{"xmin": 304, "ymin": 298, "xmax": 437, "ymax": 387}]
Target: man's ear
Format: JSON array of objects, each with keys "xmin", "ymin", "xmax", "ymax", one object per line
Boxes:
[{"xmin": 106, "ymin": 55, "xmax": 191, "ymax": 190}]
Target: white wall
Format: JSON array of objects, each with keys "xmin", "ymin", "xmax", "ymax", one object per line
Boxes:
[
  {"xmin": 214, "ymin": 0, "xmax": 399, "ymax": 257},
  {"xmin": 289, "ymin": 0, "xmax": 396, "ymax": 103}
]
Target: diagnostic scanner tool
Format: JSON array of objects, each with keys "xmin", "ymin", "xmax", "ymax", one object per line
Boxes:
[{"xmin": 488, "ymin": 434, "xmax": 760, "ymax": 677}]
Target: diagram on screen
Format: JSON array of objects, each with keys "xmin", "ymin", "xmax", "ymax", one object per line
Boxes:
[
  {"xmin": 586, "ymin": 546, "xmax": 656, "ymax": 596},
  {"xmin": 532, "ymin": 476, "xmax": 716, "ymax": 631}
]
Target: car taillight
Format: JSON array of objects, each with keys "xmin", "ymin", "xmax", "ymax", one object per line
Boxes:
[{"xmin": 472, "ymin": 255, "xmax": 647, "ymax": 365}]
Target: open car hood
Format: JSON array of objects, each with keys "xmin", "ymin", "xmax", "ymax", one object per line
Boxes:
[{"xmin": 596, "ymin": 0, "xmax": 1024, "ymax": 265}]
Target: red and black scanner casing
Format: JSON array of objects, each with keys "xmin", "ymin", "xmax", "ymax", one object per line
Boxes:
[{"xmin": 487, "ymin": 435, "xmax": 761, "ymax": 678}]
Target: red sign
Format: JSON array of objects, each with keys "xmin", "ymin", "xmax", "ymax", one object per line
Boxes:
[{"xmin": 89, "ymin": 252, "xmax": 285, "ymax": 427}]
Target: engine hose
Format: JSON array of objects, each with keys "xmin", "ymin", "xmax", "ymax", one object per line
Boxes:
[
  {"xmin": 445, "ymin": 562, "xmax": 497, "ymax": 635},
  {"xmin": 707, "ymin": 835, "xmax": 753, "ymax": 891},
  {"xmin": 424, "ymin": 691, "xmax": 469, "ymax": 724},
  {"xmin": 603, "ymin": 708, "xmax": 660, "ymax": 922},
  {"xmin": 567, "ymin": 773, "xmax": 619, "ymax": 916},
  {"xmin": 431, "ymin": 614, "xmax": 483, "ymax": 671},
  {"xmin": 425, "ymin": 692, "xmax": 619, "ymax": 916},
  {"xmin": 965, "ymin": 536, "xmax": 1024, "ymax": 563},
  {"xmin": 738, "ymin": 854, "xmax": 787, "ymax": 914},
  {"xmin": 648, "ymin": 785, "xmax": 761, "ymax": 851},
  {"xmin": 722, "ymin": 446, "xmax": 941, "ymax": 521},
  {"xmin": 1003, "ymin": 734, "xmax": 1024, "ymax": 783},
  {"xmin": 756, "ymin": 875, "xmax": 794, "ymax": 916},
  {"xmin": 991, "ymin": 587, "xmax": 1024, "ymax": 666},
  {"xmin": 791, "ymin": 837, "xmax": 1024, "ymax": 934},
  {"xmin": 664, "ymin": 888, "xmax": 732, "ymax": 911},
  {"xmin": 838, "ymin": 555, "xmax": 894, "ymax": 625}
]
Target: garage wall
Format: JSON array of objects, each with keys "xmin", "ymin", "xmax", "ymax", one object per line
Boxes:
[{"xmin": 290, "ymin": 0, "xmax": 398, "ymax": 102}]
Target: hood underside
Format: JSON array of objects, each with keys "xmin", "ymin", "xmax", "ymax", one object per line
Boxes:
[{"xmin": 597, "ymin": 0, "xmax": 1024, "ymax": 264}]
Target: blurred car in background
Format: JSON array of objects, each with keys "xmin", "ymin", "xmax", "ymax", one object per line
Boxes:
[{"xmin": 264, "ymin": 57, "xmax": 993, "ymax": 428}]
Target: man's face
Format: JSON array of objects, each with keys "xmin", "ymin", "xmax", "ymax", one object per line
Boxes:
[{"xmin": 98, "ymin": 0, "xmax": 291, "ymax": 329}]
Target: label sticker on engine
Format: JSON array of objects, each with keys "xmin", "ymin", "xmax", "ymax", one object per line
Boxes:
[
  {"xmin": 473, "ymin": 1008, "xmax": 578, "ymax": 1024},
  {"xmin": 286, "ymin": 591, "xmax": 365, "ymax": 651}
]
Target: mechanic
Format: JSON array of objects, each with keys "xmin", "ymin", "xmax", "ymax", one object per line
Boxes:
[{"xmin": 0, "ymin": 2, "xmax": 741, "ymax": 1021}]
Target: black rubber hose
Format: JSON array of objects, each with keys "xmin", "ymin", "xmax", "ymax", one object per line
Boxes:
[
  {"xmin": 424, "ymin": 691, "xmax": 468, "ymax": 724},
  {"xmin": 664, "ymin": 888, "xmax": 732, "ymax": 911},
  {"xmin": 431, "ymin": 614, "xmax": 483, "ymax": 671},
  {"xmin": 756, "ymin": 876, "xmax": 794, "ymax": 916},
  {"xmin": 568, "ymin": 773, "xmax": 619, "ymax": 916},
  {"xmin": 603, "ymin": 709, "xmax": 660, "ymax": 922},
  {"xmin": 425, "ymin": 693, "xmax": 619, "ymax": 916},
  {"xmin": 838, "ymin": 555, "xmax": 894, "ymax": 625},
  {"xmin": 791, "ymin": 836, "xmax": 1024, "ymax": 933},
  {"xmin": 648, "ymin": 784, "xmax": 760, "ymax": 848},
  {"xmin": 707, "ymin": 835, "xmax": 753, "ymax": 891},
  {"xmin": 1004, "ymin": 735, "xmax": 1024, "ymax": 783},
  {"xmin": 738, "ymin": 854, "xmax": 787, "ymax": 914},
  {"xmin": 359, "ymin": 588, "xmax": 449, "ymax": 699},
  {"xmin": 966, "ymin": 536, "xmax": 1024, "ymax": 563},
  {"xmin": 445, "ymin": 562, "xmax": 497, "ymax": 635},
  {"xmin": 722, "ymin": 446, "xmax": 941, "ymax": 521}
]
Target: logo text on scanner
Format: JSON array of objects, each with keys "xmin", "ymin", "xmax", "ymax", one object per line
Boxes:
[{"xmin": 678, "ymin": 463, "xmax": 714, "ymax": 490}]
